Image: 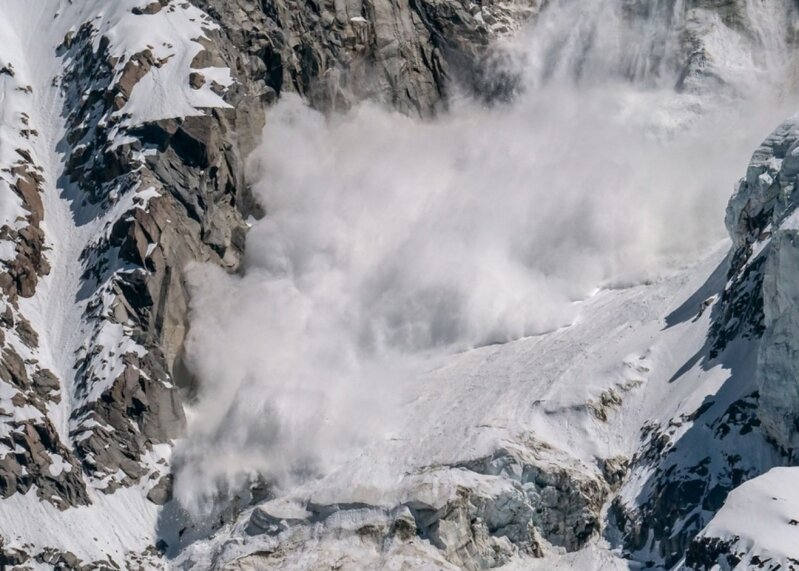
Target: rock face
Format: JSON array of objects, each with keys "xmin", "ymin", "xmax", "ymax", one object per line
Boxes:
[
  {"xmin": 611, "ymin": 388, "xmax": 782, "ymax": 568},
  {"xmin": 53, "ymin": 0, "xmax": 543, "ymax": 496},
  {"xmin": 722, "ymin": 115, "xmax": 799, "ymax": 454},
  {"xmin": 53, "ymin": 3, "xmax": 267, "ymax": 492},
  {"xmin": 193, "ymin": 0, "xmax": 540, "ymax": 117},
  {"xmin": 0, "ymin": 0, "xmax": 541, "ymax": 509},
  {"xmin": 612, "ymin": 100, "xmax": 799, "ymax": 571}
]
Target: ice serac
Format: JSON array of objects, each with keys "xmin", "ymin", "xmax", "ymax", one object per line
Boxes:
[{"xmin": 212, "ymin": 443, "xmax": 612, "ymax": 570}]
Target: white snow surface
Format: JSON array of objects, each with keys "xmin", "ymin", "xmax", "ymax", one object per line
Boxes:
[
  {"xmin": 0, "ymin": 484, "xmax": 161, "ymax": 567},
  {"xmin": 692, "ymin": 467, "xmax": 799, "ymax": 569},
  {"xmin": 175, "ymin": 243, "xmax": 738, "ymax": 569},
  {"xmin": 174, "ymin": 0, "xmax": 799, "ymax": 568},
  {"xmin": 293, "ymin": 245, "xmax": 728, "ymax": 501},
  {"xmin": 56, "ymin": 0, "xmax": 231, "ymax": 126}
]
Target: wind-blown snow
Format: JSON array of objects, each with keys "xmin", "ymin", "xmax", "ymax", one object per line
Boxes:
[{"xmin": 1, "ymin": 0, "xmax": 799, "ymax": 567}]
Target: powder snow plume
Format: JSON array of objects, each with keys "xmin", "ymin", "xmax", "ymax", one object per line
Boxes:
[{"xmin": 172, "ymin": 0, "xmax": 799, "ymax": 512}]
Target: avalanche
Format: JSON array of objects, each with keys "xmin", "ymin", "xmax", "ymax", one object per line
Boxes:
[
  {"xmin": 1, "ymin": 0, "xmax": 799, "ymax": 569},
  {"xmin": 174, "ymin": 0, "xmax": 799, "ymax": 569}
]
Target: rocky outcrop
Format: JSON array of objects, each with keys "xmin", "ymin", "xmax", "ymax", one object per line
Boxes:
[
  {"xmin": 2, "ymin": 0, "xmax": 549, "ymax": 512},
  {"xmin": 193, "ymin": 0, "xmax": 542, "ymax": 117},
  {"xmin": 677, "ymin": 0, "xmax": 798, "ymax": 96},
  {"xmin": 719, "ymin": 115, "xmax": 799, "ymax": 453},
  {"xmin": 613, "ymin": 113, "xmax": 799, "ymax": 569},
  {"xmin": 0, "ymin": 0, "xmax": 544, "ymax": 562},
  {"xmin": 611, "ymin": 399, "xmax": 773, "ymax": 568},
  {"xmin": 0, "ymin": 16, "xmax": 85, "ymax": 509},
  {"xmin": 1, "ymin": 158, "xmax": 48, "ymax": 301},
  {"xmin": 56, "ymin": 9, "xmax": 226, "ymax": 491},
  {"xmin": 45, "ymin": 0, "xmax": 542, "ymax": 498}
]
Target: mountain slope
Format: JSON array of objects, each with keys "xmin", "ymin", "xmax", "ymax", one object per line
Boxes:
[
  {"xmin": 1, "ymin": 0, "xmax": 799, "ymax": 569},
  {"xmin": 174, "ymin": 242, "xmax": 731, "ymax": 569}
]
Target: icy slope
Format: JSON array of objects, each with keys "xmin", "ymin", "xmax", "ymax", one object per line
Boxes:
[{"xmin": 174, "ymin": 242, "xmax": 731, "ymax": 569}]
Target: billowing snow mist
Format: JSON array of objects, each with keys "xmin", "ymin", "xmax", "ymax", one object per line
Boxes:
[{"xmin": 172, "ymin": 0, "xmax": 798, "ymax": 511}]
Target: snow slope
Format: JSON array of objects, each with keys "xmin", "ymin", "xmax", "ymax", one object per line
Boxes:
[
  {"xmin": 689, "ymin": 467, "xmax": 799, "ymax": 570},
  {"xmin": 698, "ymin": 468, "xmax": 799, "ymax": 569},
  {"xmin": 174, "ymin": 241, "xmax": 732, "ymax": 568},
  {"xmin": 0, "ymin": 0, "xmax": 234, "ymax": 567},
  {"xmin": 168, "ymin": 0, "xmax": 799, "ymax": 568},
  {"xmin": 168, "ymin": 1, "xmax": 799, "ymax": 569}
]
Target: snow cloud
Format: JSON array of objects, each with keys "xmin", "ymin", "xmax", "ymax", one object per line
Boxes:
[{"xmin": 171, "ymin": 0, "xmax": 798, "ymax": 513}]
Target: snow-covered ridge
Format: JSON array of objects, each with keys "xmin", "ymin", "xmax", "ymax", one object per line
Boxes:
[{"xmin": 688, "ymin": 467, "xmax": 799, "ymax": 570}]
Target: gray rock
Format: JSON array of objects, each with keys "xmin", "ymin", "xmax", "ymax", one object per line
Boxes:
[
  {"xmin": 19, "ymin": 0, "xmax": 539, "ymax": 501},
  {"xmin": 247, "ymin": 500, "xmax": 311, "ymax": 535},
  {"xmin": 147, "ymin": 474, "xmax": 174, "ymax": 505},
  {"xmin": 193, "ymin": 0, "xmax": 541, "ymax": 117}
]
